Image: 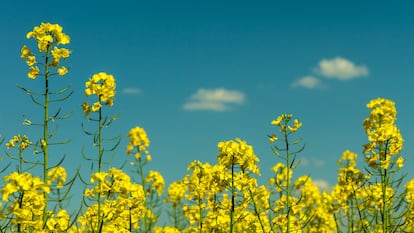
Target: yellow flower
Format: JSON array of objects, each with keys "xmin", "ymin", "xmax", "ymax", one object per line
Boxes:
[
  {"xmin": 20, "ymin": 45, "xmax": 31, "ymax": 59},
  {"xmin": 57, "ymin": 66, "xmax": 68, "ymax": 76},
  {"xmin": 51, "ymin": 47, "xmax": 71, "ymax": 66},
  {"xmin": 271, "ymin": 115, "xmax": 283, "ymax": 126},
  {"xmin": 28, "ymin": 66, "xmax": 40, "ymax": 79},
  {"xmin": 26, "ymin": 22, "xmax": 70, "ymax": 51},
  {"xmin": 82, "ymin": 102, "xmax": 91, "ymax": 115},
  {"xmin": 217, "ymin": 138, "xmax": 260, "ymax": 174},
  {"xmin": 363, "ymin": 98, "xmax": 403, "ymax": 170},
  {"xmin": 6, "ymin": 136, "xmax": 19, "ymax": 149},
  {"xmin": 146, "ymin": 170, "xmax": 165, "ymax": 196},
  {"xmin": 84, "ymin": 72, "xmax": 116, "ymax": 104},
  {"xmin": 91, "ymin": 102, "xmax": 101, "ymax": 112},
  {"xmin": 23, "ymin": 23, "xmax": 71, "ymax": 81},
  {"xmin": 269, "ymin": 134, "xmax": 278, "ymax": 143},
  {"xmin": 396, "ymin": 156, "xmax": 404, "ymax": 168},
  {"xmin": 6, "ymin": 134, "xmax": 32, "ymax": 151},
  {"xmin": 40, "ymin": 139, "xmax": 47, "ymax": 149},
  {"xmin": 83, "ymin": 72, "xmax": 116, "ymax": 115},
  {"xmin": 167, "ymin": 181, "xmax": 186, "ymax": 204},
  {"xmin": 25, "ymin": 55, "xmax": 36, "ymax": 66},
  {"xmin": 288, "ymin": 119, "xmax": 303, "ymax": 133},
  {"xmin": 48, "ymin": 166, "xmax": 67, "ymax": 189},
  {"xmin": 126, "ymin": 126, "xmax": 150, "ymax": 155}
]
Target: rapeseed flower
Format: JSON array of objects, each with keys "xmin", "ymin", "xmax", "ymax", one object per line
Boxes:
[
  {"xmin": 22, "ymin": 22, "xmax": 71, "ymax": 79},
  {"xmin": 83, "ymin": 72, "xmax": 116, "ymax": 115}
]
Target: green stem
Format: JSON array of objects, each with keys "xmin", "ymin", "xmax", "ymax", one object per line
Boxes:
[
  {"xmin": 97, "ymin": 105, "xmax": 103, "ymax": 232},
  {"xmin": 98, "ymin": 102, "xmax": 103, "ymax": 173},
  {"xmin": 138, "ymin": 156, "xmax": 150, "ymax": 232},
  {"xmin": 18, "ymin": 144, "xmax": 23, "ymax": 174},
  {"xmin": 284, "ymin": 130, "xmax": 291, "ymax": 233},
  {"xmin": 230, "ymin": 159, "xmax": 235, "ymax": 233},
  {"xmin": 198, "ymin": 197, "xmax": 203, "ymax": 233},
  {"xmin": 349, "ymin": 199, "xmax": 354, "ymax": 233},
  {"xmin": 382, "ymin": 165, "xmax": 388, "ymax": 233},
  {"xmin": 380, "ymin": 141, "xmax": 389, "ymax": 233},
  {"xmin": 42, "ymin": 43, "xmax": 51, "ymax": 224},
  {"xmin": 248, "ymin": 186, "xmax": 266, "ymax": 233}
]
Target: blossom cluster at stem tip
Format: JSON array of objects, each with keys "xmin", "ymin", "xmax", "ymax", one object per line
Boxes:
[
  {"xmin": 127, "ymin": 126, "xmax": 151, "ymax": 161},
  {"xmin": 269, "ymin": 114, "xmax": 302, "ymax": 142},
  {"xmin": 21, "ymin": 22, "xmax": 71, "ymax": 79},
  {"xmin": 82, "ymin": 72, "xmax": 116, "ymax": 115},
  {"xmin": 363, "ymin": 98, "xmax": 403, "ymax": 169}
]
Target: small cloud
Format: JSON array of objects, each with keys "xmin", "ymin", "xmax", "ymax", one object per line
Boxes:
[
  {"xmin": 313, "ymin": 179, "xmax": 331, "ymax": 191},
  {"xmin": 313, "ymin": 159, "xmax": 325, "ymax": 168},
  {"xmin": 122, "ymin": 87, "xmax": 141, "ymax": 95},
  {"xmin": 298, "ymin": 158, "xmax": 325, "ymax": 168},
  {"xmin": 183, "ymin": 88, "xmax": 245, "ymax": 111},
  {"xmin": 299, "ymin": 158, "xmax": 310, "ymax": 167},
  {"xmin": 315, "ymin": 57, "xmax": 369, "ymax": 80},
  {"xmin": 291, "ymin": 76, "xmax": 325, "ymax": 89}
]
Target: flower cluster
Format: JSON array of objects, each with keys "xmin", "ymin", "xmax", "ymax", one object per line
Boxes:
[
  {"xmin": 45, "ymin": 209, "xmax": 72, "ymax": 232},
  {"xmin": 83, "ymin": 72, "xmax": 116, "ymax": 115},
  {"xmin": 47, "ymin": 166, "xmax": 67, "ymax": 189},
  {"xmin": 1, "ymin": 172, "xmax": 50, "ymax": 231},
  {"xmin": 269, "ymin": 163, "xmax": 292, "ymax": 192},
  {"xmin": 126, "ymin": 126, "xmax": 151, "ymax": 160},
  {"xmin": 145, "ymin": 170, "xmax": 165, "ymax": 196},
  {"xmin": 217, "ymin": 138, "xmax": 260, "ymax": 174},
  {"xmin": 22, "ymin": 22, "xmax": 70, "ymax": 79},
  {"xmin": 271, "ymin": 114, "xmax": 302, "ymax": 134},
  {"xmin": 363, "ymin": 98, "xmax": 403, "ymax": 169},
  {"xmin": 80, "ymin": 168, "xmax": 146, "ymax": 232},
  {"xmin": 6, "ymin": 134, "xmax": 32, "ymax": 151}
]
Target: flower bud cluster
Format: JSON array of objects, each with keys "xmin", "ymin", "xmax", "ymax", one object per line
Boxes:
[
  {"xmin": 83, "ymin": 72, "xmax": 116, "ymax": 115},
  {"xmin": 22, "ymin": 23, "xmax": 71, "ymax": 79}
]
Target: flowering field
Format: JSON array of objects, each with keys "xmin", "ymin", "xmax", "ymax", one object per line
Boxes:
[{"xmin": 2, "ymin": 22, "xmax": 414, "ymax": 233}]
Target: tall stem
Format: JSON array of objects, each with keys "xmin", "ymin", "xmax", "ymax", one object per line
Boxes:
[
  {"xmin": 138, "ymin": 156, "xmax": 150, "ymax": 232},
  {"xmin": 97, "ymin": 105, "xmax": 103, "ymax": 232},
  {"xmin": 98, "ymin": 101, "xmax": 103, "ymax": 173},
  {"xmin": 381, "ymin": 149, "xmax": 388, "ymax": 233},
  {"xmin": 248, "ymin": 186, "xmax": 266, "ymax": 232},
  {"xmin": 42, "ymin": 43, "xmax": 51, "ymax": 223},
  {"xmin": 284, "ymin": 131, "xmax": 291, "ymax": 233},
  {"xmin": 230, "ymin": 160, "xmax": 235, "ymax": 233}
]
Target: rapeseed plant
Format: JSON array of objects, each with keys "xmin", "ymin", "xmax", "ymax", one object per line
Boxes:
[{"xmin": 5, "ymin": 21, "xmax": 414, "ymax": 233}]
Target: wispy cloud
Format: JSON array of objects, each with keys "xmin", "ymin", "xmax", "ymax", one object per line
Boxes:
[
  {"xmin": 300, "ymin": 158, "xmax": 325, "ymax": 168},
  {"xmin": 291, "ymin": 57, "xmax": 369, "ymax": 89},
  {"xmin": 291, "ymin": 76, "xmax": 325, "ymax": 89},
  {"xmin": 121, "ymin": 87, "xmax": 141, "ymax": 95},
  {"xmin": 315, "ymin": 57, "xmax": 369, "ymax": 80},
  {"xmin": 313, "ymin": 179, "xmax": 331, "ymax": 191},
  {"xmin": 183, "ymin": 88, "xmax": 245, "ymax": 111}
]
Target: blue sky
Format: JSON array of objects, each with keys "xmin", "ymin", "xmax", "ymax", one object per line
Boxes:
[{"xmin": 2, "ymin": 1, "xmax": 414, "ymax": 195}]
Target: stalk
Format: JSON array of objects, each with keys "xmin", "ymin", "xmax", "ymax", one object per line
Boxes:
[
  {"xmin": 381, "ymin": 143, "xmax": 389, "ymax": 233},
  {"xmin": 248, "ymin": 186, "xmax": 266, "ymax": 232},
  {"xmin": 42, "ymin": 43, "xmax": 51, "ymax": 223},
  {"xmin": 97, "ymin": 105, "xmax": 103, "ymax": 232},
  {"xmin": 230, "ymin": 160, "xmax": 235, "ymax": 233},
  {"xmin": 284, "ymin": 130, "xmax": 291, "ymax": 233},
  {"xmin": 138, "ymin": 156, "xmax": 150, "ymax": 232}
]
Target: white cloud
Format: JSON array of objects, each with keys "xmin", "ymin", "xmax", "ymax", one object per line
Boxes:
[
  {"xmin": 291, "ymin": 76, "xmax": 324, "ymax": 89},
  {"xmin": 313, "ymin": 179, "xmax": 331, "ymax": 191},
  {"xmin": 315, "ymin": 57, "xmax": 369, "ymax": 79},
  {"xmin": 183, "ymin": 88, "xmax": 245, "ymax": 111},
  {"xmin": 313, "ymin": 159, "xmax": 325, "ymax": 168},
  {"xmin": 122, "ymin": 87, "xmax": 141, "ymax": 95}
]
